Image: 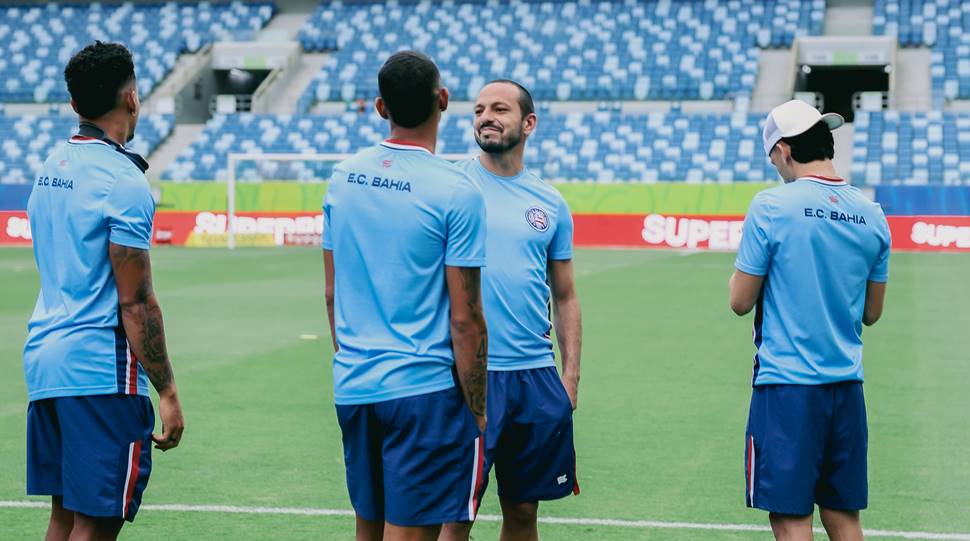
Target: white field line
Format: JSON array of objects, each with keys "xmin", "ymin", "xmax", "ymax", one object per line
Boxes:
[{"xmin": 2, "ymin": 501, "xmax": 970, "ymax": 540}]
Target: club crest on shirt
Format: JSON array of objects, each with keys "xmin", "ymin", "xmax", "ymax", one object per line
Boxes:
[{"xmin": 525, "ymin": 206, "xmax": 549, "ymax": 232}]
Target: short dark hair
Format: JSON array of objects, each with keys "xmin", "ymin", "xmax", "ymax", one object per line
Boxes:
[
  {"xmin": 64, "ymin": 41, "xmax": 135, "ymax": 119},
  {"xmin": 378, "ymin": 51, "xmax": 440, "ymax": 129},
  {"xmin": 487, "ymin": 79, "xmax": 535, "ymax": 118},
  {"xmin": 780, "ymin": 121, "xmax": 835, "ymax": 163}
]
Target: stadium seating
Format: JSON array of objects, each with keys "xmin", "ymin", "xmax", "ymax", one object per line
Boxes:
[
  {"xmin": 0, "ymin": 2, "xmax": 275, "ymax": 103},
  {"xmin": 0, "ymin": 114, "xmax": 175, "ymax": 184},
  {"xmin": 161, "ymin": 110, "xmax": 780, "ymax": 182},
  {"xmin": 298, "ymin": 0, "xmax": 825, "ymax": 106},
  {"xmin": 873, "ymin": 0, "xmax": 970, "ymax": 99},
  {"xmin": 852, "ymin": 110, "xmax": 969, "ymax": 185}
]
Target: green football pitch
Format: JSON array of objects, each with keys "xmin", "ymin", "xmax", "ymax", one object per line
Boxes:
[{"xmin": 1, "ymin": 247, "xmax": 968, "ymax": 540}]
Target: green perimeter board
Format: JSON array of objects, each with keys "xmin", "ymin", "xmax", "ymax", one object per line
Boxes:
[{"xmin": 157, "ymin": 181, "xmax": 774, "ymax": 215}]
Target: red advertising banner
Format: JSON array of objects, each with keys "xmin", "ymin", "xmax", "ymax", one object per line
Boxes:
[
  {"xmin": 574, "ymin": 213, "xmax": 970, "ymax": 252},
  {"xmin": 0, "ymin": 211, "xmax": 31, "ymax": 245},
  {"xmin": 887, "ymin": 215, "xmax": 970, "ymax": 251},
  {"xmin": 3, "ymin": 210, "xmax": 970, "ymax": 252},
  {"xmin": 575, "ymin": 213, "xmax": 970, "ymax": 252},
  {"xmin": 574, "ymin": 214, "xmax": 746, "ymax": 250}
]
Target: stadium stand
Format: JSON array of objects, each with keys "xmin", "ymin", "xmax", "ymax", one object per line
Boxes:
[
  {"xmin": 161, "ymin": 110, "xmax": 778, "ymax": 182},
  {"xmin": 0, "ymin": 1, "xmax": 275, "ymax": 103},
  {"xmin": 298, "ymin": 0, "xmax": 825, "ymax": 105},
  {"xmin": 0, "ymin": 113, "xmax": 175, "ymax": 184},
  {"xmin": 852, "ymin": 110, "xmax": 967, "ymax": 185},
  {"xmin": 873, "ymin": 0, "xmax": 970, "ymax": 99},
  {"xmin": 4, "ymin": 0, "xmax": 969, "ymax": 186}
]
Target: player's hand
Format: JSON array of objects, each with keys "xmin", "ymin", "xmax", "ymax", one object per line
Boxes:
[
  {"xmin": 562, "ymin": 375, "xmax": 579, "ymax": 411},
  {"xmin": 474, "ymin": 414, "xmax": 487, "ymax": 434},
  {"xmin": 153, "ymin": 386, "xmax": 185, "ymax": 451}
]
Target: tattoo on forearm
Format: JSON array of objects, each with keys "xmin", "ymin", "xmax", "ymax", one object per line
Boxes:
[
  {"xmin": 458, "ymin": 267, "xmax": 485, "ymax": 325},
  {"xmin": 465, "ymin": 335, "xmax": 487, "ymax": 416},
  {"xmin": 110, "ymin": 245, "xmax": 175, "ymax": 391},
  {"xmin": 455, "ymin": 267, "xmax": 487, "ymax": 416}
]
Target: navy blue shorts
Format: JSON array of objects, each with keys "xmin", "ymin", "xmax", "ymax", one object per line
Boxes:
[
  {"xmin": 27, "ymin": 394, "xmax": 154, "ymax": 522},
  {"xmin": 745, "ymin": 382, "xmax": 868, "ymax": 516},
  {"xmin": 482, "ymin": 366, "xmax": 579, "ymax": 503},
  {"xmin": 335, "ymin": 386, "xmax": 485, "ymax": 527}
]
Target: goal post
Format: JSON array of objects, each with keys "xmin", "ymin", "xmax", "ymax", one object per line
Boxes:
[{"xmin": 225, "ymin": 152, "xmax": 472, "ymax": 249}]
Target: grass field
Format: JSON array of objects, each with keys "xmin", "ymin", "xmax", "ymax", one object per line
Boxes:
[{"xmin": 1, "ymin": 247, "xmax": 969, "ymax": 540}]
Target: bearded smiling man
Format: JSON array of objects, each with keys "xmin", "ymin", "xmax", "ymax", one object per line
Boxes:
[{"xmin": 439, "ymin": 80, "xmax": 583, "ymax": 541}]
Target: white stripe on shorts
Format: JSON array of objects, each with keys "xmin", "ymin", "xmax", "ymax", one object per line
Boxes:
[
  {"xmin": 122, "ymin": 442, "xmax": 135, "ymax": 517},
  {"xmin": 467, "ymin": 436, "xmax": 480, "ymax": 520}
]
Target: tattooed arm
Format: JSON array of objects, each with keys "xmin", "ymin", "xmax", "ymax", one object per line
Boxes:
[
  {"xmin": 109, "ymin": 242, "xmax": 184, "ymax": 451},
  {"xmin": 445, "ymin": 266, "xmax": 488, "ymax": 432}
]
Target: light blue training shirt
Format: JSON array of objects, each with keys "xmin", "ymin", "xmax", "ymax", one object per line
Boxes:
[
  {"xmin": 24, "ymin": 134, "xmax": 153, "ymax": 401},
  {"xmin": 735, "ymin": 175, "xmax": 891, "ymax": 386},
  {"xmin": 323, "ymin": 140, "xmax": 487, "ymax": 405},
  {"xmin": 459, "ymin": 158, "xmax": 574, "ymax": 371}
]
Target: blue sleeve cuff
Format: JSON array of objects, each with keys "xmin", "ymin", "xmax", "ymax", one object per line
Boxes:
[
  {"xmin": 549, "ymin": 250, "xmax": 573, "ymax": 261},
  {"xmin": 109, "ymin": 232, "xmax": 151, "ymax": 251},
  {"xmin": 735, "ymin": 260, "xmax": 766, "ymax": 277},
  {"xmin": 445, "ymin": 256, "xmax": 486, "ymax": 267}
]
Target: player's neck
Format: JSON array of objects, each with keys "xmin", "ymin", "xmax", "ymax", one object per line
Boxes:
[
  {"xmin": 79, "ymin": 114, "xmax": 129, "ymax": 148},
  {"xmin": 479, "ymin": 150, "xmax": 524, "ymax": 178},
  {"xmin": 387, "ymin": 125, "xmax": 437, "ymax": 153},
  {"xmin": 790, "ymin": 160, "xmax": 841, "ymax": 182}
]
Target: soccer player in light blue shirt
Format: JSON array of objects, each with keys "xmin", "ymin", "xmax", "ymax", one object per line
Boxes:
[
  {"xmin": 730, "ymin": 100, "xmax": 890, "ymax": 541},
  {"xmin": 24, "ymin": 41, "xmax": 183, "ymax": 540},
  {"xmin": 322, "ymin": 51, "xmax": 488, "ymax": 541},
  {"xmin": 441, "ymin": 81, "xmax": 582, "ymax": 541}
]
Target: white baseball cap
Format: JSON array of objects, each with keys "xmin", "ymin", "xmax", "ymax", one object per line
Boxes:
[{"xmin": 762, "ymin": 99, "xmax": 844, "ymax": 156}]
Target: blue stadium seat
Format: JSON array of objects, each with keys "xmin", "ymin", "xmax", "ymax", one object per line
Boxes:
[
  {"xmin": 0, "ymin": 113, "xmax": 174, "ymax": 184},
  {"xmin": 873, "ymin": 0, "xmax": 970, "ymax": 99},
  {"xmin": 161, "ymin": 111, "xmax": 782, "ymax": 183},
  {"xmin": 0, "ymin": 2, "xmax": 274, "ymax": 103},
  {"xmin": 297, "ymin": 0, "xmax": 824, "ymax": 106},
  {"xmin": 852, "ymin": 110, "xmax": 968, "ymax": 185}
]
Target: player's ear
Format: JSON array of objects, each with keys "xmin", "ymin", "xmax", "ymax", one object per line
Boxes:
[
  {"xmin": 69, "ymin": 98, "xmax": 79, "ymax": 116},
  {"xmin": 438, "ymin": 87, "xmax": 449, "ymax": 113},
  {"xmin": 776, "ymin": 141, "xmax": 793, "ymax": 164},
  {"xmin": 124, "ymin": 86, "xmax": 139, "ymax": 116},
  {"xmin": 375, "ymin": 97, "xmax": 389, "ymax": 120},
  {"xmin": 522, "ymin": 112, "xmax": 538, "ymax": 137}
]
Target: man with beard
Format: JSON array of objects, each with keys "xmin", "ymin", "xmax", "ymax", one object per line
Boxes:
[{"xmin": 440, "ymin": 80, "xmax": 582, "ymax": 541}]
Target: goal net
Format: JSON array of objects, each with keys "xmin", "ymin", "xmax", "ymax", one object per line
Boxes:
[{"xmin": 223, "ymin": 152, "xmax": 471, "ymax": 249}]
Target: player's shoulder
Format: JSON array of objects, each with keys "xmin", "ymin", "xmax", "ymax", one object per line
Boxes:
[
  {"xmin": 454, "ymin": 157, "xmax": 479, "ymax": 177},
  {"xmin": 57, "ymin": 139, "xmax": 147, "ymax": 187},
  {"xmin": 427, "ymin": 153, "xmax": 472, "ymax": 179},
  {"xmin": 67, "ymin": 138, "xmax": 140, "ymax": 170},
  {"xmin": 749, "ymin": 184, "xmax": 787, "ymax": 210},
  {"xmin": 334, "ymin": 144, "xmax": 382, "ymax": 171},
  {"xmin": 523, "ymin": 167, "xmax": 563, "ymax": 198}
]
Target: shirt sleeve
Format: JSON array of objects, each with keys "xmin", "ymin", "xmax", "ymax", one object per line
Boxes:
[
  {"xmin": 734, "ymin": 192, "xmax": 773, "ymax": 276},
  {"xmin": 549, "ymin": 194, "xmax": 574, "ymax": 260},
  {"xmin": 104, "ymin": 169, "xmax": 154, "ymax": 250},
  {"xmin": 868, "ymin": 214, "xmax": 891, "ymax": 282},
  {"xmin": 445, "ymin": 177, "xmax": 486, "ymax": 267}
]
